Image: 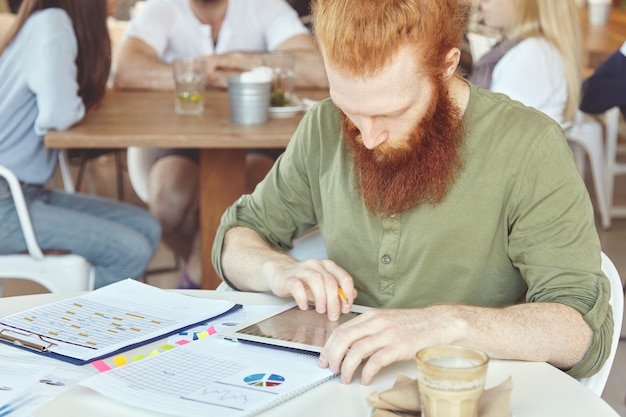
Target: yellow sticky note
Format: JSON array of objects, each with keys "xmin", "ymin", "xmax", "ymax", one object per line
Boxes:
[
  {"xmin": 159, "ymin": 344, "xmax": 176, "ymax": 351},
  {"xmin": 147, "ymin": 349, "xmax": 160, "ymax": 357},
  {"xmin": 113, "ymin": 355, "xmax": 128, "ymax": 367},
  {"xmin": 132, "ymin": 354, "xmax": 145, "ymax": 362},
  {"xmin": 196, "ymin": 331, "xmax": 210, "ymax": 339}
]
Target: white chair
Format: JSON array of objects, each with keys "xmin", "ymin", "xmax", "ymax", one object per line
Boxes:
[
  {"xmin": 602, "ymin": 107, "xmax": 626, "ymax": 221},
  {"xmin": 288, "ymin": 228, "xmax": 328, "ymax": 261},
  {"xmin": 127, "ymin": 147, "xmax": 162, "ymax": 203},
  {"xmin": 577, "ymin": 251, "xmax": 624, "ymax": 396},
  {"xmin": 0, "ymin": 164, "xmax": 94, "ymax": 295},
  {"xmin": 57, "ymin": 150, "xmax": 76, "ymax": 193},
  {"xmin": 564, "ymin": 110, "xmax": 612, "ymax": 229},
  {"xmin": 565, "ymin": 107, "xmax": 626, "ymax": 229},
  {"xmin": 126, "ymin": 147, "xmax": 180, "ymax": 274}
]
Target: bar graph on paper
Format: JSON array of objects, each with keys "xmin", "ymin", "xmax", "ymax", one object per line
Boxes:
[{"xmin": 0, "ymin": 297, "xmax": 176, "ymax": 349}]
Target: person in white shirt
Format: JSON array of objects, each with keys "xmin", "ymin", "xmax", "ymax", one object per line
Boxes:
[
  {"xmin": 469, "ymin": 0, "xmax": 583, "ymax": 126},
  {"xmin": 114, "ymin": 0, "xmax": 328, "ymax": 288}
]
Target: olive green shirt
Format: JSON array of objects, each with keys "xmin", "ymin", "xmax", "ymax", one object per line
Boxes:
[{"xmin": 212, "ymin": 83, "xmax": 612, "ymax": 378}]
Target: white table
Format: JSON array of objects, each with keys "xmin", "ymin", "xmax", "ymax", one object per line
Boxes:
[{"xmin": 0, "ymin": 291, "xmax": 618, "ymax": 417}]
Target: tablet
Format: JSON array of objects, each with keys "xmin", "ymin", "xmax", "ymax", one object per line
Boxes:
[{"xmin": 220, "ymin": 302, "xmax": 370, "ymax": 354}]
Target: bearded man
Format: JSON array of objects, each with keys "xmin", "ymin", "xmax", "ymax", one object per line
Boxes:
[{"xmin": 212, "ymin": 0, "xmax": 612, "ymax": 386}]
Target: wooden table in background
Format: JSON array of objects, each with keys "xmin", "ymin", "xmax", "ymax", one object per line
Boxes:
[
  {"xmin": 581, "ymin": 6, "xmax": 626, "ymax": 70},
  {"xmin": 45, "ymin": 89, "xmax": 328, "ymax": 290}
]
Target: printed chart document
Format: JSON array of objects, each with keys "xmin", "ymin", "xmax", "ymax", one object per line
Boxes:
[
  {"xmin": 0, "ymin": 279, "xmax": 240, "ymax": 365},
  {"xmin": 0, "ymin": 349, "xmax": 94, "ymax": 417},
  {"xmin": 81, "ymin": 335, "xmax": 336, "ymax": 417},
  {"xmin": 0, "ymin": 361, "xmax": 55, "ymax": 409}
]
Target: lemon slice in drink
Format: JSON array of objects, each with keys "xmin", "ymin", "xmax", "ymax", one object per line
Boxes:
[{"xmin": 178, "ymin": 91, "xmax": 202, "ymax": 103}]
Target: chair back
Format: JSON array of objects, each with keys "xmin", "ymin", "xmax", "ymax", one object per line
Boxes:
[
  {"xmin": 0, "ymin": 164, "xmax": 44, "ymax": 258},
  {"xmin": 127, "ymin": 147, "xmax": 161, "ymax": 203},
  {"xmin": 125, "ymin": 147, "xmax": 181, "ymax": 275},
  {"xmin": 0, "ymin": 164, "xmax": 94, "ymax": 294},
  {"xmin": 216, "ymin": 228, "xmax": 326, "ymax": 291},
  {"xmin": 288, "ymin": 228, "xmax": 327, "ymax": 261},
  {"xmin": 602, "ymin": 107, "xmax": 624, "ymax": 213},
  {"xmin": 564, "ymin": 111, "xmax": 612, "ymax": 229},
  {"xmin": 577, "ymin": 251, "xmax": 624, "ymax": 396}
]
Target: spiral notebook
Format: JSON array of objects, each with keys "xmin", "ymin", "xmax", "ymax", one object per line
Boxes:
[{"xmin": 80, "ymin": 335, "xmax": 336, "ymax": 417}]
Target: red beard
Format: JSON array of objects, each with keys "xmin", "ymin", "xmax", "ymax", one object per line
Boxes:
[{"xmin": 343, "ymin": 80, "xmax": 464, "ymax": 216}]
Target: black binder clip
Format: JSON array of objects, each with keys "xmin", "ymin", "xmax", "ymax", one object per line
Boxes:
[{"xmin": 0, "ymin": 328, "xmax": 57, "ymax": 352}]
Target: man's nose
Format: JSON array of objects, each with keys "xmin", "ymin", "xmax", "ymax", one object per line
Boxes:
[{"xmin": 359, "ymin": 120, "xmax": 388, "ymax": 149}]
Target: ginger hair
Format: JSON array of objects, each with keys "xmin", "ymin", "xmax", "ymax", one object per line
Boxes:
[{"xmin": 311, "ymin": 0, "xmax": 469, "ymax": 78}]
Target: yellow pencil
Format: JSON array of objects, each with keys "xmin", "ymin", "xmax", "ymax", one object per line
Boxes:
[{"xmin": 337, "ymin": 287, "xmax": 347, "ymax": 302}]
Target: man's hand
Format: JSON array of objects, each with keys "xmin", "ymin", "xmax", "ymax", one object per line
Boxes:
[
  {"xmin": 203, "ymin": 53, "xmax": 263, "ymax": 88},
  {"xmin": 221, "ymin": 227, "xmax": 357, "ymax": 320},
  {"xmin": 317, "ymin": 301, "xmax": 594, "ymax": 386},
  {"xmin": 263, "ymin": 258, "xmax": 357, "ymax": 321},
  {"xmin": 318, "ymin": 307, "xmax": 456, "ymax": 385}
]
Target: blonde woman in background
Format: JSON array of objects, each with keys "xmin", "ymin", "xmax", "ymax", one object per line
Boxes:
[{"xmin": 470, "ymin": 0, "xmax": 583, "ymax": 125}]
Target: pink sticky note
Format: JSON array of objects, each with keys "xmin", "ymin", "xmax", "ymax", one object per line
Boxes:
[
  {"xmin": 176, "ymin": 339, "xmax": 190, "ymax": 346},
  {"xmin": 207, "ymin": 325, "xmax": 217, "ymax": 335},
  {"xmin": 92, "ymin": 360, "xmax": 112, "ymax": 372}
]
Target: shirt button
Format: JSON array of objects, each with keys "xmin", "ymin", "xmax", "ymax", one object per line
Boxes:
[{"xmin": 381, "ymin": 255, "xmax": 391, "ymax": 264}]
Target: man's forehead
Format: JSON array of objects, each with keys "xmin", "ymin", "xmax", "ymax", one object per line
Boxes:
[
  {"xmin": 326, "ymin": 46, "xmax": 427, "ymax": 114},
  {"xmin": 322, "ymin": 42, "xmax": 424, "ymax": 77}
]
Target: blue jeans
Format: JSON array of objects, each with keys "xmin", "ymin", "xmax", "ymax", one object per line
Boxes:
[{"xmin": 0, "ymin": 180, "xmax": 161, "ymax": 288}]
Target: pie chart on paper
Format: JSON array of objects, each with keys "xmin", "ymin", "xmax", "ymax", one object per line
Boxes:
[{"xmin": 243, "ymin": 373, "xmax": 285, "ymax": 387}]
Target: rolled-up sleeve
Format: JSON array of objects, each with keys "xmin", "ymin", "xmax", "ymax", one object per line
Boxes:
[{"xmin": 508, "ymin": 125, "xmax": 613, "ymax": 378}]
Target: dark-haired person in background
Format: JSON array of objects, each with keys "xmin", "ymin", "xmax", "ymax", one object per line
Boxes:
[{"xmin": 0, "ymin": 0, "xmax": 161, "ymax": 288}]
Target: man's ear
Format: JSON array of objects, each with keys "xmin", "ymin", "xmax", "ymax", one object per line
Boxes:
[{"xmin": 443, "ymin": 48, "xmax": 461, "ymax": 80}]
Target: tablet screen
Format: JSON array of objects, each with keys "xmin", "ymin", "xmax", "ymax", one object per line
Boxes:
[
  {"xmin": 221, "ymin": 302, "xmax": 369, "ymax": 353},
  {"xmin": 236, "ymin": 305, "xmax": 360, "ymax": 348}
]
